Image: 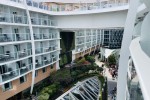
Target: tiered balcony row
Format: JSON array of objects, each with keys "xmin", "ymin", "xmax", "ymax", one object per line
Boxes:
[
  {"xmin": 92, "ymin": 41, "xmax": 97, "ymax": 47},
  {"xmin": 86, "ymin": 37, "xmax": 91, "ymax": 43},
  {"xmin": 33, "ymin": 33, "xmax": 57, "ymax": 40},
  {"xmin": 35, "ymin": 55, "xmax": 58, "ymax": 69},
  {"xmin": 85, "ymin": 43, "xmax": 92, "ymax": 49},
  {"xmin": 31, "ymin": 17, "xmax": 56, "ymax": 26},
  {"xmin": 35, "ymin": 45, "xmax": 58, "ymax": 55},
  {"xmin": 76, "ymin": 31, "xmax": 85, "ymax": 37},
  {"xmin": 76, "ymin": 39, "xmax": 85, "ymax": 45},
  {"xmin": 76, "ymin": 45, "xmax": 84, "ymax": 52},
  {"xmin": 0, "ymin": 33, "xmax": 30, "ymax": 43},
  {"xmin": 0, "ymin": 12, "xmax": 57, "ymax": 26},
  {"xmin": 0, "ymin": 64, "xmax": 32, "ymax": 83},
  {"xmin": 0, "ymin": 49, "xmax": 32, "ymax": 63},
  {"xmin": 24, "ymin": 0, "xmax": 129, "ymax": 12},
  {"xmin": 0, "ymin": 12, "xmax": 28, "ymax": 24}
]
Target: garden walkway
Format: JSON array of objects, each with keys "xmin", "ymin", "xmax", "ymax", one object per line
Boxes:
[
  {"xmin": 95, "ymin": 55, "xmax": 117, "ymax": 100},
  {"xmin": 95, "ymin": 55, "xmax": 112, "ymax": 79}
]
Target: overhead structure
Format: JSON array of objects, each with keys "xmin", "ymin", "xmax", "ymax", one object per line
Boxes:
[{"xmin": 56, "ymin": 76, "xmax": 101, "ymax": 100}]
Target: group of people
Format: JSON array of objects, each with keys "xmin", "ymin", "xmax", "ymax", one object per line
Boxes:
[
  {"xmin": 110, "ymin": 87, "xmax": 117, "ymax": 100},
  {"xmin": 108, "ymin": 65, "xmax": 118, "ymax": 79}
]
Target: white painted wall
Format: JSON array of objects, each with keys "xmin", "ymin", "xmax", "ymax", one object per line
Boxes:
[
  {"xmin": 55, "ymin": 10, "xmax": 128, "ymax": 29},
  {"xmin": 140, "ymin": 12, "xmax": 150, "ymax": 57},
  {"xmin": 134, "ymin": 21, "xmax": 142, "ymax": 36}
]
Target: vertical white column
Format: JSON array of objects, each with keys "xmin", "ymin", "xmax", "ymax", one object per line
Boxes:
[
  {"xmin": 102, "ymin": 29, "xmax": 104, "ymax": 45},
  {"xmin": 23, "ymin": 0, "xmax": 36, "ymax": 94},
  {"xmin": 89, "ymin": 29, "xmax": 92, "ymax": 55},
  {"xmin": 75, "ymin": 31, "xmax": 77, "ymax": 53},
  {"xmin": 109, "ymin": 29, "xmax": 111, "ymax": 48},
  {"xmin": 56, "ymin": 60, "xmax": 60, "ymax": 70},
  {"xmin": 56, "ymin": 30, "xmax": 60, "ymax": 70},
  {"xmin": 83, "ymin": 29, "xmax": 86, "ymax": 56},
  {"xmin": 117, "ymin": 0, "xmax": 139, "ymax": 99},
  {"xmin": 99, "ymin": 29, "xmax": 101, "ymax": 49},
  {"xmin": 94, "ymin": 29, "xmax": 98, "ymax": 54}
]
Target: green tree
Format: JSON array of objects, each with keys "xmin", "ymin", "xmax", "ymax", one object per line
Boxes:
[
  {"xmin": 85, "ymin": 56, "xmax": 95, "ymax": 63},
  {"xmin": 107, "ymin": 54, "xmax": 116, "ymax": 65},
  {"xmin": 97, "ymin": 67, "xmax": 103, "ymax": 72}
]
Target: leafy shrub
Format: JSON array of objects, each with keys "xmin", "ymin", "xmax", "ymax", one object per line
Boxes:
[
  {"xmin": 50, "ymin": 69, "xmax": 73, "ymax": 86},
  {"xmin": 39, "ymin": 83, "xmax": 60, "ymax": 100},
  {"xmin": 38, "ymin": 93, "xmax": 49, "ymax": 100},
  {"xmin": 77, "ymin": 57, "xmax": 86, "ymax": 64},
  {"xmin": 97, "ymin": 67, "xmax": 104, "ymax": 72},
  {"xmin": 71, "ymin": 71, "xmax": 78, "ymax": 77},
  {"xmin": 108, "ymin": 54, "xmax": 116, "ymax": 65},
  {"xmin": 85, "ymin": 56, "xmax": 95, "ymax": 63}
]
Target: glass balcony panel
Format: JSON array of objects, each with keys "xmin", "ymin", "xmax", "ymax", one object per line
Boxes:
[
  {"xmin": 10, "ymin": 0, "xmax": 23, "ymax": 3},
  {"xmin": 42, "ymin": 59, "xmax": 50, "ymax": 65},
  {"xmin": 34, "ymin": 34, "xmax": 42, "ymax": 40},
  {"xmin": 0, "ymin": 12, "xmax": 28, "ymax": 24},
  {"xmin": 0, "ymin": 34, "xmax": 13, "ymax": 42},
  {"xmin": 31, "ymin": 17, "xmax": 38, "ymax": 25},
  {"xmin": 25, "ymin": 0, "xmax": 128, "ymax": 12},
  {"xmin": 20, "ymin": 64, "xmax": 32, "ymax": 75},
  {"xmin": 51, "ymin": 20, "xmax": 57, "ymax": 26},
  {"xmin": 0, "ymin": 64, "xmax": 32, "ymax": 83},
  {"xmin": 26, "ymin": 0, "xmax": 32, "ymax": 6},
  {"xmin": 17, "ymin": 49, "xmax": 32, "ymax": 58},
  {"xmin": 13, "ymin": 33, "xmax": 30, "ymax": 41},
  {"xmin": 0, "ymin": 52, "xmax": 16, "ymax": 63},
  {"xmin": 33, "ymin": 1, "xmax": 38, "ymax": 7},
  {"xmin": 43, "ymin": 47, "xmax": 51, "ymax": 52},
  {"xmin": 35, "ymin": 48, "xmax": 43, "ymax": 54},
  {"xmin": 42, "ymin": 34, "xmax": 49, "ymax": 39},
  {"xmin": 35, "ymin": 60, "xmax": 43, "ymax": 68},
  {"xmin": 1, "ymin": 69, "xmax": 19, "ymax": 82}
]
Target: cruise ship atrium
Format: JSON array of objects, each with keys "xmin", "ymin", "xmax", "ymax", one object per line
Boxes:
[{"xmin": 0, "ymin": 0, "xmax": 149, "ymax": 100}]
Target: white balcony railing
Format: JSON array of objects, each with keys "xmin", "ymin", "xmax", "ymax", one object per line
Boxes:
[
  {"xmin": 35, "ymin": 56, "xmax": 58, "ymax": 68},
  {"xmin": 35, "ymin": 46, "xmax": 58, "ymax": 54},
  {"xmin": 0, "ymin": 64, "xmax": 32, "ymax": 83},
  {"xmin": 0, "ymin": 33, "xmax": 30, "ymax": 43},
  {"xmin": 0, "ymin": 49, "xmax": 32, "ymax": 63},
  {"xmin": 31, "ymin": 17, "xmax": 57, "ymax": 26},
  {"xmin": 0, "ymin": 12, "xmax": 28, "ymax": 24},
  {"xmin": 8, "ymin": 0, "xmax": 129, "ymax": 12},
  {"xmin": 33, "ymin": 33, "xmax": 57, "ymax": 40},
  {"xmin": 26, "ymin": 0, "xmax": 129, "ymax": 12}
]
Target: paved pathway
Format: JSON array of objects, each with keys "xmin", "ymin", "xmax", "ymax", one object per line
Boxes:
[
  {"xmin": 95, "ymin": 55, "xmax": 112, "ymax": 79},
  {"xmin": 95, "ymin": 55, "xmax": 117, "ymax": 100}
]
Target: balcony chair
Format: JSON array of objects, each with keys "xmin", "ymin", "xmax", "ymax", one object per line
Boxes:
[
  {"xmin": 3, "ymin": 34, "xmax": 11, "ymax": 42},
  {"xmin": 5, "ymin": 51, "xmax": 12, "ymax": 60},
  {"xmin": 27, "ymin": 0, "xmax": 32, "ymax": 6},
  {"xmin": 0, "ymin": 55, "xmax": 5, "ymax": 62},
  {"xmin": 35, "ymin": 60, "xmax": 40, "ymax": 67},
  {"xmin": 43, "ymin": 34, "xmax": 48, "ymax": 39},
  {"xmin": 20, "ymin": 64, "xmax": 28, "ymax": 74},
  {"xmin": 33, "ymin": 1, "xmax": 38, "ymax": 7},
  {"xmin": 43, "ymin": 20, "xmax": 47, "ymax": 25},
  {"xmin": 33, "ymin": 34, "xmax": 39, "ymax": 39},
  {"xmin": 19, "ymin": 49, "xmax": 27, "ymax": 58},
  {"xmin": 44, "ymin": 57, "xmax": 48, "ymax": 64},
  {"xmin": 16, "ymin": 34, "xmax": 24, "ymax": 41},
  {"xmin": 0, "ymin": 16, "xmax": 6, "ymax": 22},
  {"xmin": 39, "ymin": 3, "xmax": 43, "ymax": 9}
]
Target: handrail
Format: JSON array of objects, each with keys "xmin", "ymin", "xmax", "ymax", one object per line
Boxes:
[
  {"xmin": 130, "ymin": 37, "xmax": 150, "ymax": 100},
  {"xmin": 0, "ymin": 64, "xmax": 33, "ymax": 83},
  {"xmin": 9, "ymin": 0, "xmax": 129, "ymax": 12}
]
